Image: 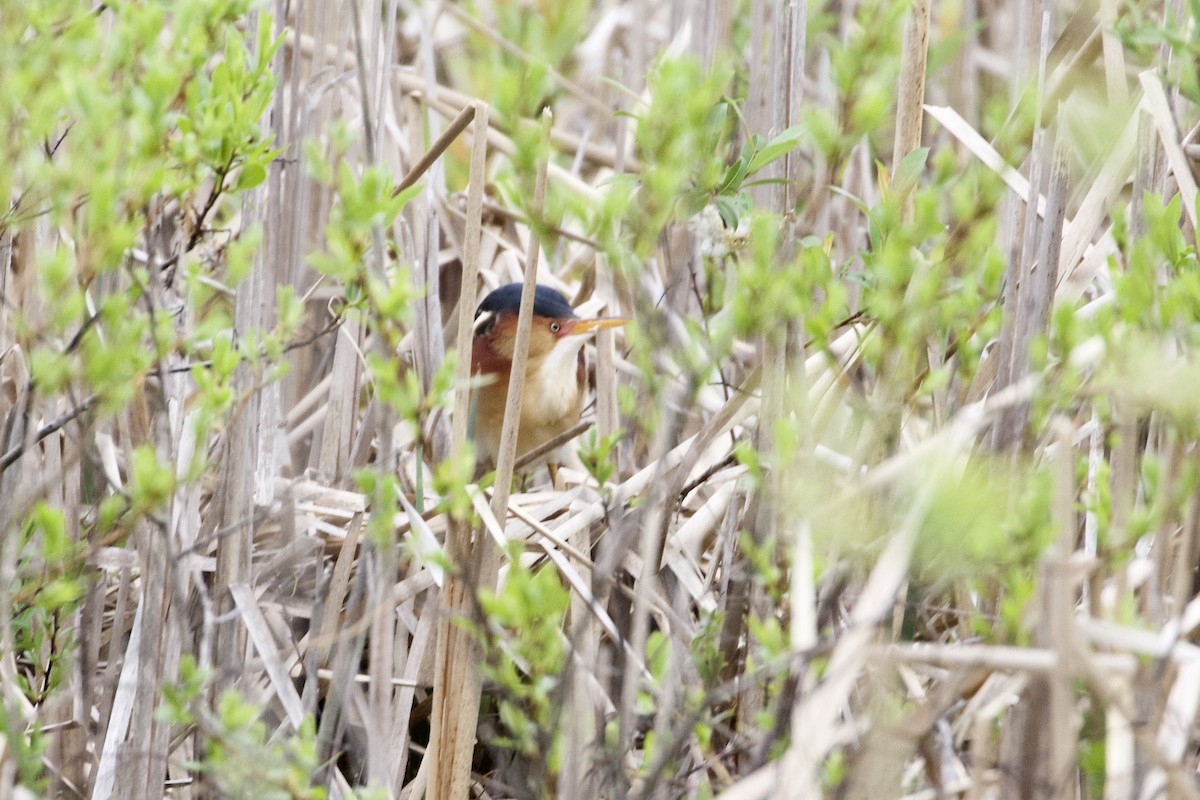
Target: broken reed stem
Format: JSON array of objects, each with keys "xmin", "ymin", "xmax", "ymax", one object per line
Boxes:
[{"xmin": 393, "ymin": 103, "xmax": 477, "ymax": 198}]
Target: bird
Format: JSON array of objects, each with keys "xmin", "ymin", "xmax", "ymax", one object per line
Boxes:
[{"xmin": 469, "ymin": 283, "xmax": 626, "ymax": 467}]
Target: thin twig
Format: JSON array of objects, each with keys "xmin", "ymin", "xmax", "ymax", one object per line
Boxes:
[
  {"xmin": 0, "ymin": 396, "xmax": 95, "ymax": 475},
  {"xmin": 393, "ymin": 104, "xmax": 477, "ymax": 198}
]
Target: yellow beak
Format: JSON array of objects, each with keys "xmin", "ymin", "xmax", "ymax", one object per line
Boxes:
[{"xmin": 568, "ymin": 317, "xmax": 629, "ymax": 335}]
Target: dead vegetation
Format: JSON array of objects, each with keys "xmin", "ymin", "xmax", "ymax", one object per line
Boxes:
[{"xmin": 2, "ymin": 0, "xmax": 1200, "ymax": 798}]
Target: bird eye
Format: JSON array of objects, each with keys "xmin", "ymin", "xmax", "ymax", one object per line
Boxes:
[{"xmin": 549, "ymin": 321, "xmax": 561, "ymax": 333}]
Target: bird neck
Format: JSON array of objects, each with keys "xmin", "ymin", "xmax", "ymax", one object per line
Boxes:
[
  {"xmin": 532, "ymin": 334, "xmax": 587, "ymax": 391},
  {"xmin": 471, "ymin": 332, "xmax": 587, "ymax": 398},
  {"xmin": 514, "ymin": 336, "xmax": 586, "ymax": 426},
  {"xmin": 471, "ymin": 335, "xmax": 512, "ymax": 378}
]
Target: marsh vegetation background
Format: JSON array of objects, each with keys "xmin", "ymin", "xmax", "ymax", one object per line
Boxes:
[{"xmin": 1, "ymin": 0, "xmax": 1199, "ymax": 798}]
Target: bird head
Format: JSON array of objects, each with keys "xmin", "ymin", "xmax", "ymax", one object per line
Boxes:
[{"xmin": 471, "ymin": 283, "xmax": 626, "ymax": 377}]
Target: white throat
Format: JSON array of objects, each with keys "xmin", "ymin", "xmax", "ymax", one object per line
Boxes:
[{"xmin": 529, "ymin": 335, "xmax": 588, "ymax": 419}]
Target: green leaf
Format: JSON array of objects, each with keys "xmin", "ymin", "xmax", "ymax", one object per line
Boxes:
[
  {"xmin": 31, "ymin": 504, "xmax": 69, "ymax": 563},
  {"xmin": 890, "ymin": 146, "xmax": 930, "ymax": 198},
  {"xmin": 129, "ymin": 446, "xmax": 174, "ymax": 511},
  {"xmin": 234, "ymin": 161, "xmax": 267, "ymax": 190},
  {"xmin": 717, "ymin": 155, "xmax": 751, "ymax": 195},
  {"xmin": 718, "ymin": 140, "xmax": 754, "ymax": 195},
  {"xmin": 714, "ymin": 195, "xmax": 740, "ymax": 229},
  {"xmin": 746, "ymin": 124, "xmax": 805, "ymax": 176},
  {"xmin": 391, "ymin": 181, "xmax": 424, "ymax": 213},
  {"xmin": 38, "ymin": 577, "xmax": 83, "ymax": 610}
]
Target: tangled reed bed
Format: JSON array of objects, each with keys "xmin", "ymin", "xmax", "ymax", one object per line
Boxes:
[{"xmin": 2, "ymin": 1, "xmax": 1200, "ymax": 798}]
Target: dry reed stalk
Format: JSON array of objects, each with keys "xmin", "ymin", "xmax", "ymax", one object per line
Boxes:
[
  {"xmin": 279, "ymin": 23, "xmax": 637, "ymax": 169},
  {"xmin": 409, "ymin": 119, "xmax": 451, "ymax": 468},
  {"xmin": 230, "ymin": 582, "xmax": 306, "ymax": 726},
  {"xmin": 428, "ymin": 109, "xmax": 552, "ymax": 800},
  {"xmin": 593, "ymin": 255, "xmax": 621, "ymax": 442},
  {"xmin": 1143, "ymin": 662, "xmax": 1200, "ymax": 800},
  {"xmin": 876, "ymin": 643, "xmax": 1138, "ymax": 675},
  {"xmin": 440, "ymin": 2, "xmax": 612, "ymax": 117},
  {"xmin": 924, "ymin": 105, "xmax": 1048, "ymax": 217},
  {"xmin": 1057, "ymin": 110, "xmax": 1137, "ymax": 289},
  {"xmin": 204, "ymin": 14, "xmax": 275, "ymax": 764},
  {"xmin": 9, "ymin": 0, "xmax": 1200, "ymax": 797},
  {"xmin": 1045, "ymin": 418, "xmax": 1081, "ymax": 800},
  {"xmin": 610, "ymin": 378, "xmax": 694, "ymax": 797},
  {"xmin": 450, "ymin": 103, "xmax": 489, "ymax": 458},
  {"xmin": 891, "ymin": 0, "xmax": 931, "ymax": 219},
  {"xmin": 1099, "ymin": 0, "xmax": 1130, "ymax": 108},
  {"xmin": 315, "ymin": 307, "xmax": 365, "ymax": 479},
  {"xmin": 991, "ymin": 14, "xmax": 1063, "ymax": 454},
  {"xmin": 723, "ymin": 0, "xmax": 806, "ymax": 760},
  {"xmin": 746, "ymin": 0, "xmax": 770, "ymax": 157},
  {"xmin": 92, "ymin": 602, "xmax": 145, "ymax": 800},
  {"xmin": 784, "ymin": 0, "xmax": 807, "ymax": 198},
  {"xmin": 1147, "ymin": 433, "xmax": 1183, "ymax": 625},
  {"xmin": 1140, "ymin": 70, "xmax": 1199, "ymax": 235},
  {"xmin": 425, "ymin": 95, "xmax": 488, "ymax": 797},
  {"xmin": 347, "ymin": 5, "xmax": 409, "ymax": 786}
]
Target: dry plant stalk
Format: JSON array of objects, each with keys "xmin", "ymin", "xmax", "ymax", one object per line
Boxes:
[
  {"xmin": 8, "ymin": 1, "xmax": 1200, "ymax": 799},
  {"xmin": 892, "ymin": 0, "xmax": 932, "ymax": 217},
  {"xmin": 428, "ymin": 109, "xmax": 552, "ymax": 800}
]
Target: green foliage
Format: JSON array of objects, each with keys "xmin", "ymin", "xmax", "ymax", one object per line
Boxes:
[
  {"xmin": 1115, "ymin": 0, "xmax": 1200, "ymax": 103},
  {"xmin": 11, "ymin": 599, "xmax": 77, "ymax": 708},
  {"xmin": 577, "ymin": 428, "xmax": 622, "ymax": 488},
  {"xmin": 362, "ymin": 470, "xmax": 400, "ymax": 549},
  {"xmin": 477, "ymin": 558, "xmax": 570, "ymax": 764},
  {"xmin": 910, "ymin": 459, "xmax": 1051, "ymax": 586},
  {"xmin": 4, "ymin": 0, "xmax": 266, "ymax": 265},
  {"xmin": 726, "ymin": 220, "xmax": 847, "ymax": 346},
  {"xmin": 309, "ymin": 163, "xmax": 419, "ymax": 287},
  {"xmin": 740, "ymin": 533, "xmax": 786, "ymax": 605},
  {"xmin": 850, "ymin": 156, "xmax": 1005, "ymax": 400},
  {"xmin": 2, "ymin": 0, "xmax": 289, "ymax": 488},
  {"xmin": 803, "ymin": 0, "xmax": 907, "ymax": 164},
  {"xmin": 172, "ymin": 18, "xmax": 282, "ymax": 206},
  {"xmin": 128, "ymin": 445, "xmax": 175, "ymax": 514},
  {"xmin": 1, "ymin": 3, "xmax": 317, "ymax": 792},
  {"xmin": 160, "ymin": 657, "xmax": 328, "ymax": 800},
  {"xmin": 717, "ymin": 123, "xmax": 806, "ymax": 208},
  {"xmin": 0, "ymin": 698, "xmax": 47, "ymax": 793},
  {"xmin": 158, "ymin": 654, "xmax": 210, "ymax": 723},
  {"xmin": 1109, "ymin": 193, "xmax": 1200, "ymax": 336},
  {"xmin": 590, "ymin": 57, "xmax": 736, "ymax": 260},
  {"xmin": 433, "ymin": 443, "xmax": 479, "ymax": 522},
  {"xmin": 690, "ymin": 610, "xmax": 727, "ymax": 687},
  {"xmin": 454, "ymin": 0, "xmax": 591, "ymax": 119},
  {"xmin": 17, "ymin": 503, "xmax": 86, "ymax": 624}
]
